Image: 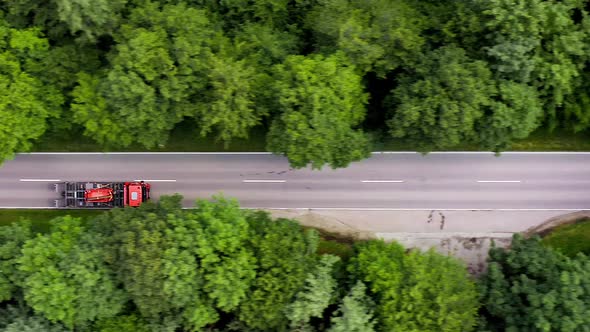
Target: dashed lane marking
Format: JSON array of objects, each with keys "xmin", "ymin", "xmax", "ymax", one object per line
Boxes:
[
  {"xmin": 243, "ymin": 180, "xmax": 286, "ymax": 183},
  {"xmin": 477, "ymin": 180, "xmax": 521, "ymax": 183},
  {"xmin": 361, "ymin": 180, "xmax": 405, "ymax": 183},
  {"xmin": 19, "ymin": 179, "xmax": 61, "ymax": 182}
]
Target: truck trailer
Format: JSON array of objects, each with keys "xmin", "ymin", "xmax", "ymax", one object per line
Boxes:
[{"xmin": 54, "ymin": 181, "xmax": 151, "ymax": 208}]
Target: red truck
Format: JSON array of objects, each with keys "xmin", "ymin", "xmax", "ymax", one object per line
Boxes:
[{"xmin": 54, "ymin": 181, "xmax": 151, "ymax": 208}]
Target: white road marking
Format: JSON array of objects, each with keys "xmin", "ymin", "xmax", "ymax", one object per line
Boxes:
[
  {"xmin": 239, "ymin": 207, "xmax": 589, "ymax": 211},
  {"xmin": 477, "ymin": 180, "xmax": 521, "ymax": 183},
  {"xmin": 0, "ymin": 207, "xmax": 59, "ymax": 209},
  {"xmin": 24, "ymin": 152, "xmax": 273, "ymax": 155},
  {"xmin": 19, "ymin": 179, "xmax": 61, "ymax": 182},
  {"xmin": 0, "ymin": 206, "xmax": 586, "ymax": 211},
  {"xmin": 20, "ymin": 151, "xmax": 590, "ymax": 156},
  {"xmin": 243, "ymin": 180, "xmax": 286, "ymax": 183},
  {"xmin": 361, "ymin": 180, "xmax": 405, "ymax": 183},
  {"xmin": 133, "ymin": 179, "xmax": 177, "ymax": 182},
  {"xmin": 429, "ymin": 151, "xmax": 590, "ymax": 155}
]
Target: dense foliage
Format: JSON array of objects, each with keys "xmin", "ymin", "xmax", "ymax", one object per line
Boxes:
[
  {"xmin": 0, "ymin": 195, "xmax": 479, "ymax": 331},
  {"xmin": 349, "ymin": 240, "xmax": 479, "ymax": 331},
  {"xmin": 0, "ymin": 0, "xmax": 589, "ymax": 167},
  {"xmin": 1, "ymin": 198, "xmax": 590, "ymax": 331},
  {"xmin": 479, "ymin": 234, "xmax": 590, "ymax": 331}
]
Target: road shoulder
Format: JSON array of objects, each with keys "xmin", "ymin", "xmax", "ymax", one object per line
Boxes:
[{"xmin": 266, "ymin": 209, "xmax": 581, "ymax": 275}]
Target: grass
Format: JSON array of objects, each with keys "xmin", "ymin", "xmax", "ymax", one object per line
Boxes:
[
  {"xmin": 33, "ymin": 120, "xmax": 590, "ymax": 154},
  {"xmin": 303, "ymin": 226, "xmax": 357, "ymax": 259},
  {"xmin": 542, "ymin": 218, "xmax": 590, "ymax": 257},
  {"xmin": 510, "ymin": 128, "xmax": 590, "ymax": 151},
  {"xmin": 0, "ymin": 209, "xmax": 105, "ymax": 233},
  {"xmin": 318, "ymin": 239, "xmax": 354, "ymax": 260},
  {"xmin": 376, "ymin": 127, "xmax": 590, "ymax": 152},
  {"xmin": 34, "ymin": 120, "xmax": 267, "ymax": 152}
]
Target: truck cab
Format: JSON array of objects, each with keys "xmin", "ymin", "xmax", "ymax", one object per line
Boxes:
[{"xmin": 124, "ymin": 181, "xmax": 151, "ymax": 207}]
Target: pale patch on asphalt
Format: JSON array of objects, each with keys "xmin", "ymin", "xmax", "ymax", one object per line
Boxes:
[{"xmin": 19, "ymin": 179, "xmax": 61, "ymax": 182}]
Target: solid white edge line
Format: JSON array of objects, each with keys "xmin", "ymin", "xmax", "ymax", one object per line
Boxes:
[
  {"xmin": 19, "ymin": 151, "xmax": 590, "ymax": 155},
  {"xmin": 477, "ymin": 180, "xmax": 521, "ymax": 183},
  {"xmin": 22, "ymin": 152, "xmax": 274, "ymax": 155},
  {"xmin": 370, "ymin": 152, "xmax": 418, "ymax": 154},
  {"xmin": 0, "ymin": 207, "xmax": 587, "ymax": 211},
  {"xmin": 19, "ymin": 179, "xmax": 61, "ymax": 182},
  {"xmin": 0, "ymin": 207, "xmax": 60, "ymax": 209},
  {"xmin": 238, "ymin": 207, "xmax": 590, "ymax": 211},
  {"xmin": 428, "ymin": 151, "xmax": 590, "ymax": 155},
  {"xmin": 243, "ymin": 180, "xmax": 286, "ymax": 183},
  {"xmin": 361, "ymin": 180, "xmax": 404, "ymax": 183},
  {"xmin": 133, "ymin": 179, "xmax": 177, "ymax": 182}
]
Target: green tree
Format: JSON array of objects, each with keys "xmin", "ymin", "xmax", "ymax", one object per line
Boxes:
[
  {"xmin": 267, "ymin": 53, "xmax": 370, "ymax": 169},
  {"xmin": 0, "ymin": 221, "xmax": 32, "ymax": 302},
  {"xmin": 71, "ymin": 2, "xmax": 266, "ymax": 149},
  {"xmin": 480, "ymin": 0, "xmax": 589, "ymax": 129},
  {"xmin": 349, "ymin": 240, "xmax": 478, "ymax": 332},
  {"xmin": 94, "ymin": 314, "xmax": 151, "ymax": 332},
  {"xmin": 286, "ymin": 255, "xmax": 340, "ymax": 331},
  {"xmin": 233, "ymin": 23, "xmax": 299, "ymax": 67},
  {"xmin": 479, "ymin": 234, "xmax": 590, "ymax": 331},
  {"xmin": 194, "ymin": 197, "xmax": 257, "ymax": 311},
  {"xmin": 190, "ymin": 0, "xmax": 292, "ymax": 31},
  {"xmin": 0, "ymin": 20, "xmax": 63, "ymax": 162},
  {"xmin": 71, "ymin": 28, "xmax": 182, "ymax": 148},
  {"xmin": 71, "ymin": 2, "xmax": 215, "ymax": 149},
  {"xmin": 328, "ymin": 282, "xmax": 376, "ymax": 332},
  {"xmin": 1, "ymin": 0, "xmax": 127, "ymax": 42},
  {"xmin": 414, "ymin": 0, "xmax": 485, "ymax": 54},
  {"xmin": 97, "ymin": 204, "xmax": 178, "ymax": 325},
  {"xmin": 17, "ymin": 216, "xmax": 126, "ymax": 329},
  {"xmin": 387, "ymin": 46, "xmax": 495, "ymax": 150},
  {"xmin": 197, "ymin": 53, "xmax": 267, "ymax": 144},
  {"xmin": 97, "ymin": 195, "xmax": 256, "ymax": 331},
  {"xmin": 477, "ymin": 80, "xmax": 543, "ymax": 150},
  {"xmin": 53, "ymin": 0, "xmax": 127, "ymax": 42},
  {"xmin": 1, "ymin": 0, "xmax": 66, "ymax": 37},
  {"xmin": 35, "ymin": 43, "xmax": 101, "ymax": 92},
  {"xmin": 160, "ymin": 210, "xmax": 218, "ymax": 330},
  {"xmin": 0, "ymin": 306, "xmax": 67, "ymax": 332},
  {"xmin": 237, "ymin": 211, "xmax": 319, "ymax": 331},
  {"xmin": 34, "ymin": 42, "xmax": 101, "ymax": 133},
  {"xmin": 307, "ymin": 0, "xmax": 426, "ymax": 76},
  {"xmin": 564, "ymin": 71, "xmax": 590, "ymax": 132}
]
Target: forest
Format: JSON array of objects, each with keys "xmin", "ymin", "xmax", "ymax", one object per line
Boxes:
[
  {"xmin": 1, "ymin": 0, "xmax": 590, "ymax": 168},
  {"xmin": 0, "ymin": 195, "xmax": 588, "ymax": 332}
]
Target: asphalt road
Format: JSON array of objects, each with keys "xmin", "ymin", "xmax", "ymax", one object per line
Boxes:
[{"xmin": 0, "ymin": 152, "xmax": 589, "ymax": 209}]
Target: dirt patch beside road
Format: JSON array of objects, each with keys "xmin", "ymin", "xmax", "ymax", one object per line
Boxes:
[
  {"xmin": 524, "ymin": 210, "xmax": 590, "ymax": 236},
  {"xmin": 377, "ymin": 233, "xmax": 512, "ymax": 275},
  {"xmin": 266, "ymin": 209, "xmax": 569, "ymax": 235},
  {"xmin": 265, "ymin": 209, "xmax": 585, "ymax": 275},
  {"xmin": 268, "ymin": 209, "xmax": 376, "ymax": 241}
]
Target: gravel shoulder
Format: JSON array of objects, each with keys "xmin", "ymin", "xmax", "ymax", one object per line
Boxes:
[{"xmin": 266, "ymin": 209, "xmax": 585, "ymax": 275}]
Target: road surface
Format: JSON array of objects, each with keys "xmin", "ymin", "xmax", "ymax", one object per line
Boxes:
[{"xmin": 0, "ymin": 152, "xmax": 589, "ymax": 209}]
